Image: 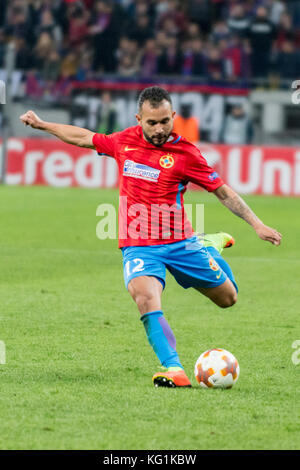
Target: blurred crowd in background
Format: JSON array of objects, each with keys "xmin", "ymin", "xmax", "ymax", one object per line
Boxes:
[{"xmin": 0, "ymin": 0, "xmax": 300, "ymax": 101}]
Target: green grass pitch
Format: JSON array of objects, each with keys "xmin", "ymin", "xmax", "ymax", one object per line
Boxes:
[{"xmin": 0, "ymin": 184, "xmax": 299, "ymax": 450}]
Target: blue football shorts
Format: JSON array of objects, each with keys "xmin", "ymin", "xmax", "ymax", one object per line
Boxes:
[{"xmin": 121, "ymin": 236, "xmax": 229, "ymax": 290}]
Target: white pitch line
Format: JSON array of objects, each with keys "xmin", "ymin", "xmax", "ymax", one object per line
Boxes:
[
  {"xmin": 0, "ymin": 246, "xmax": 118, "ymax": 255},
  {"xmin": 229, "ymin": 256, "xmax": 299, "ymax": 263},
  {"xmin": 1, "ymin": 246, "xmax": 298, "ymax": 263}
]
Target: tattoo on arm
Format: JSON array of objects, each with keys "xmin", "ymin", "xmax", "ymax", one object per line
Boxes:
[{"xmin": 215, "ymin": 185, "xmax": 261, "ymax": 227}]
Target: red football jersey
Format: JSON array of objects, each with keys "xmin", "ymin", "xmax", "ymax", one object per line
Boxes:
[{"xmin": 93, "ymin": 125, "xmax": 224, "ymax": 247}]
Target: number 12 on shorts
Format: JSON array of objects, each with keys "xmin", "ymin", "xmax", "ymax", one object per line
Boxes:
[{"xmin": 125, "ymin": 258, "xmax": 145, "ymax": 277}]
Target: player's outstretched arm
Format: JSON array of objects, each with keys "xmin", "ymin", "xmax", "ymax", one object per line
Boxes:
[
  {"xmin": 214, "ymin": 184, "xmax": 282, "ymax": 246},
  {"xmin": 19, "ymin": 110, "xmax": 95, "ymax": 149}
]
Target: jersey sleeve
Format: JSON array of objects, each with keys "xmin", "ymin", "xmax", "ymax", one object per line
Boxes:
[
  {"xmin": 185, "ymin": 147, "xmax": 224, "ymax": 192},
  {"xmin": 92, "ymin": 132, "xmax": 120, "ymax": 158}
]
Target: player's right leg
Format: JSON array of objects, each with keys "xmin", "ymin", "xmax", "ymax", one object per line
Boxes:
[
  {"xmin": 122, "ymin": 246, "xmax": 191, "ymax": 388},
  {"xmin": 127, "ymin": 276, "xmax": 191, "ymax": 388}
]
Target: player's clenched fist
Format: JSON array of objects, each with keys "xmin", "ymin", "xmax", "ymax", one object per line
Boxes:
[{"xmin": 19, "ymin": 110, "xmax": 45, "ymax": 130}]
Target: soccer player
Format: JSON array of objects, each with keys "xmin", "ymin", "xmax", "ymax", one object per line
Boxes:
[{"xmin": 20, "ymin": 87, "xmax": 282, "ymax": 388}]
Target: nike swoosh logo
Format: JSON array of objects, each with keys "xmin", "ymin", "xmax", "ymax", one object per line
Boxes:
[
  {"xmin": 125, "ymin": 146, "xmax": 138, "ymax": 151},
  {"xmin": 216, "ymin": 272, "xmax": 222, "ymax": 279}
]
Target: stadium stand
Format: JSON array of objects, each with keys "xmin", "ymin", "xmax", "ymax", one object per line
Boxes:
[{"xmin": 1, "ymin": 0, "xmax": 300, "ymax": 102}]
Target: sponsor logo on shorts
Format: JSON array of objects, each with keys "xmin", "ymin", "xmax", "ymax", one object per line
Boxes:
[
  {"xmin": 208, "ymin": 171, "xmax": 219, "ymax": 182},
  {"xmin": 123, "ymin": 160, "xmax": 160, "ymax": 182}
]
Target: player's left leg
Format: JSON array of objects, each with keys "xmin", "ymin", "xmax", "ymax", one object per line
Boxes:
[
  {"xmin": 200, "ymin": 232, "xmax": 237, "ymax": 293},
  {"xmin": 199, "ymin": 232, "xmax": 235, "ymax": 253},
  {"xmin": 197, "ymin": 232, "xmax": 238, "ymax": 307},
  {"xmin": 166, "ymin": 235, "xmax": 238, "ymax": 307},
  {"xmin": 195, "ymin": 278, "xmax": 237, "ymax": 308}
]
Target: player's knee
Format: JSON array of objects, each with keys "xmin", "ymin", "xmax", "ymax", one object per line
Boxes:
[
  {"xmin": 128, "ymin": 277, "xmax": 162, "ymax": 314},
  {"xmin": 134, "ymin": 291, "xmax": 157, "ymax": 312},
  {"xmin": 219, "ymin": 291, "xmax": 237, "ymax": 309}
]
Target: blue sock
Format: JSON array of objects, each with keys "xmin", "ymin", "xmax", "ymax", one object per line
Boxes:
[
  {"xmin": 140, "ymin": 310, "xmax": 183, "ymax": 369},
  {"xmin": 207, "ymin": 246, "xmax": 238, "ymax": 293}
]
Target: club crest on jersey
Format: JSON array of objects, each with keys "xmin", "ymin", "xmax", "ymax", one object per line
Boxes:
[
  {"xmin": 159, "ymin": 154, "xmax": 174, "ymax": 169},
  {"xmin": 123, "ymin": 159, "xmax": 160, "ymax": 182}
]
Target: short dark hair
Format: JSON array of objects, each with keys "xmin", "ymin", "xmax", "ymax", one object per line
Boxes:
[{"xmin": 138, "ymin": 86, "xmax": 172, "ymax": 112}]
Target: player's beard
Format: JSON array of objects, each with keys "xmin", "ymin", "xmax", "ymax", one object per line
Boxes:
[{"xmin": 142, "ymin": 129, "xmax": 171, "ymax": 147}]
